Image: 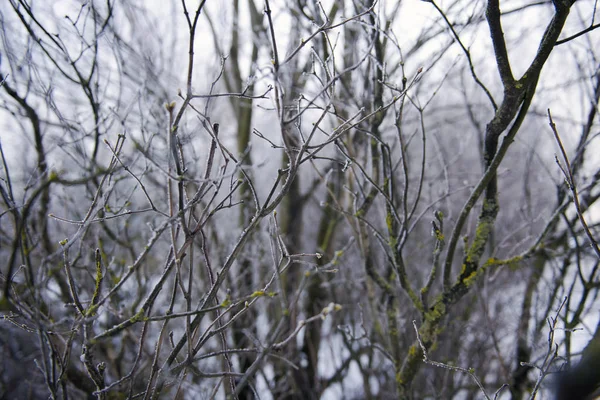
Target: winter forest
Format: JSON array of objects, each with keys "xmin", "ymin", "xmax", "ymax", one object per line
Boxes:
[{"xmin": 1, "ymin": 0, "xmax": 600, "ymax": 399}]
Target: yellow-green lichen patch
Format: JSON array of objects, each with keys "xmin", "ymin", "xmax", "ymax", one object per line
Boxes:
[
  {"xmin": 408, "ymin": 343, "xmax": 420, "ymax": 359},
  {"xmin": 463, "ymin": 270, "xmax": 479, "ymax": 288},
  {"xmin": 85, "ymin": 304, "xmax": 99, "ymax": 317},
  {"xmin": 425, "ymin": 301, "xmax": 446, "ymax": 323},
  {"xmin": 130, "ymin": 309, "xmax": 146, "ymax": 323}
]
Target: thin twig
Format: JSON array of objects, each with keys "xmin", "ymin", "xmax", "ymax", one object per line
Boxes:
[
  {"xmin": 412, "ymin": 320, "xmax": 492, "ymax": 400},
  {"xmin": 548, "ymin": 109, "xmax": 600, "ymax": 260}
]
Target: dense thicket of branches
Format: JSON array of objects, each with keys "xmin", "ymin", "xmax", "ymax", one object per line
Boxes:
[{"xmin": 1, "ymin": 0, "xmax": 600, "ymax": 399}]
